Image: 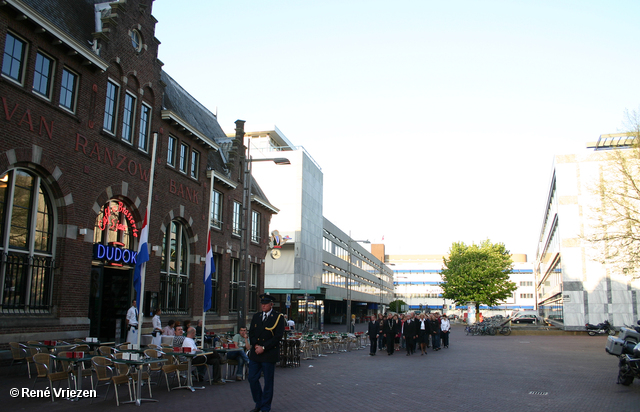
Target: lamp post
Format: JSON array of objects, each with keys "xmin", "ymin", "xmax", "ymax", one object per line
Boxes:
[
  {"xmin": 346, "ymin": 233, "xmax": 369, "ymax": 333},
  {"xmin": 237, "ymin": 143, "xmax": 289, "ymax": 332}
]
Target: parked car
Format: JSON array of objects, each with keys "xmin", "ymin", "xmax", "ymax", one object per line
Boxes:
[{"xmin": 512, "ymin": 314, "xmax": 540, "ymax": 324}]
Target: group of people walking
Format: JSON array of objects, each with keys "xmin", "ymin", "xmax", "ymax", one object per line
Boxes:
[{"xmin": 367, "ymin": 312, "xmax": 451, "ymax": 356}]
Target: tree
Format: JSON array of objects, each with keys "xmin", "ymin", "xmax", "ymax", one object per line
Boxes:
[
  {"xmin": 388, "ymin": 299, "xmax": 407, "ymax": 313},
  {"xmin": 440, "ymin": 240, "xmax": 517, "ymax": 322},
  {"xmin": 584, "ymin": 108, "xmax": 640, "ymax": 277}
]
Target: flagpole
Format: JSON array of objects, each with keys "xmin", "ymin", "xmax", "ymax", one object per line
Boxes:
[
  {"xmin": 136, "ymin": 132, "xmax": 158, "ymax": 348},
  {"xmin": 201, "ymin": 168, "xmax": 215, "ymax": 348}
]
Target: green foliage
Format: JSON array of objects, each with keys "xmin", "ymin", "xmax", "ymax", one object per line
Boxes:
[
  {"xmin": 388, "ymin": 299, "xmax": 407, "ymax": 313},
  {"xmin": 440, "ymin": 240, "xmax": 517, "ymax": 311}
]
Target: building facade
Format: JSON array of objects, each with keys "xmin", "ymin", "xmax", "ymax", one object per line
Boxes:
[
  {"xmin": 0, "ymin": 0, "xmax": 274, "ymax": 345},
  {"xmin": 245, "ymin": 128, "xmax": 393, "ymax": 330},
  {"xmin": 535, "ymin": 136, "xmax": 640, "ymax": 330},
  {"xmin": 388, "ymin": 253, "xmax": 536, "ymax": 317}
]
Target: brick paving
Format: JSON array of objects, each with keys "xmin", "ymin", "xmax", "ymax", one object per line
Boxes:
[{"xmin": 1, "ymin": 323, "xmax": 638, "ymax": 412}]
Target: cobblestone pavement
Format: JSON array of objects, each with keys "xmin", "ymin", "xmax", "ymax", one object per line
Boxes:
[{"xmin": 1, "ymin": 323, "xmax": 638, "ymax": 412}]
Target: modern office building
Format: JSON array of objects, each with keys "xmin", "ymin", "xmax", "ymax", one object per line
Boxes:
[
  {"xmin": 0, "ymin": 0, "xmax": 275, "ymax": 345},
  {"xmin": 388, "ymin": 253, "xmax": 536, "ymax": 316},
  {"xmin": 245, "ymin": 128, "xmax": 394, "ymax": 330},
  {"xmin": 535, "ymin": 135, "xmax": 640, "ymax": 330}
]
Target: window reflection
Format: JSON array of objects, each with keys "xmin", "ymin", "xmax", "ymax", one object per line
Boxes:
[{"xmin": 0, "ymin": 169, "xmax": 54, "ymax": 313}]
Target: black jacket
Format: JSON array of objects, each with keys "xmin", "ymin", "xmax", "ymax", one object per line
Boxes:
[
  {"xmin": 249, "ymin": 310, "xmax": 285, "ymax": 363},
  {"xmin": 383, "ymin": 318, "xmax": 398, "ymax": 336},
  {"xmin": 403, "ymin": 319, "xmax": 417, "ymax": 338},
  {"xmin": 367, "ymin": 320, "xmax": 379, "ymax": 337}
]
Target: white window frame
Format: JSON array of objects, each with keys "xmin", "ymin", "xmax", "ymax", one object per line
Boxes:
[
  {"xmin": 2, "ymin": 32, "xmax": 27, "ymax": 85},
  {"xmin": 59, "ymin": 67, "xmax": 78, "ymax": 113},
  {"xmin": 103, "ymin": 79, "xmax": 120, "ymax": 134},
  {"xmin": 232, "ymin": 201, "xmax": 242, "ymax": 237},
  {"xmin": 121, "ymin": 92, "xmax": 136, "ymax": 144},
  {"xmin": 211, "ymin": 190, "xmax": 222, "ymax": 229},
  {"xmin": 178, "ymin": 142, "xmax": 188, "ymax": 174},
  {"xmin": 251, "ymin": 210, "xmax": 261, "ymax": 243},
  {"xmin": 32, "ymin": 51, "xmax": 54, "ymax": 100},
  {"xmin": 138, "ymin": 103, "xmax": 151, "ymax": 152},
  {"xmin": 167, "ymin": 135, "xmax": 177, "ymax": 166},
  {"xmin": 190, "ymin": 149, "xmax": 199, "ymax": 179}
]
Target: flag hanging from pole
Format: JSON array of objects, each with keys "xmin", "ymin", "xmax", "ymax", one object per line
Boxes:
[
  {"xmin": 134, "ymin": 211, "xmax": 149, "ymax": 312},
  {"xmin": 203, "ymin": 230, "xmax": 214, "ymax": 312}
]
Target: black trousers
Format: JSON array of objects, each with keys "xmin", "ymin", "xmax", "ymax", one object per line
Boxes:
[
  {"xmin": 386, "ymin": 334, "xmax": 395, "ymax": 355},
  {"xmin": 405, "ymin": 336, "xmax": 415, "ymax": 354},
  {"xmin": 369, "ymin": 336, "xmax": 377, "ymax": 354}
]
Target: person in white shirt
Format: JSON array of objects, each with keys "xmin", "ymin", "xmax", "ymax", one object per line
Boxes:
[
  {"xmin": 182, "ymin": 327, "xmax": 224, "ymax": 384},
  {"xmin": 125, "ymin": 299, "xmax": 139, "ymax": 344},
  {"xmin": 285, "ymin": 315, "xmax": 295, "ymax": 330},
  {"xmin": 440, "ymin": 314, "xmax": 451, "ymax": 348},
  {"xmin": 151, "ymin": 308, "xmax": 162, "ymax": 346}
]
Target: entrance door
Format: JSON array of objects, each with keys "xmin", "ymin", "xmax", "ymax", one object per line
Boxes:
[{"xmin": 89, "ymin": 265, "xmax": 132, "ymax": 341}]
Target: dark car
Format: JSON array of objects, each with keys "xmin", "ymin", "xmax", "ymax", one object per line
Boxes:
[{"xmin": 512, "ymin": 314, "xmax": 539, "ymax": 324}]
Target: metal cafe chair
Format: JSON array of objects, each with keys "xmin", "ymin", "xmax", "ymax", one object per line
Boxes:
[{"xmin": 32, "ymin": 353, "xmax": 74, "ymax": 402}]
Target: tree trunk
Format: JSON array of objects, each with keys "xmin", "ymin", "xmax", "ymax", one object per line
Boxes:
[{"xmin": 475, "ymin": 302, "xmax": 480, "ymax": 322}]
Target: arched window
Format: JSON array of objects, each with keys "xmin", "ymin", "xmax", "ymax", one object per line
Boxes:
[
  {"xmin": 0, "ymin": 169, "xmax": 55, "ymax": 313},
  {"xmin": 160, "ymin": 220, "xmax": 189, "ymax": 314}
]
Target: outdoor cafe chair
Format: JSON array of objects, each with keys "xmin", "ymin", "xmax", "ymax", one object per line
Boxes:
[
  {"xmin": 109, "ymin": 355, "xmax": 135, "ymax": 406},
  {"xmin": 8, "ymin": 342, "xmax": 35, "ymax": 378},
  {"xmin": 156, "ymin": 347, "xmax": 187, "ymax": 391},
  {"xmin": 98, "ymin": 345, "xmax": 118, "ymax": 357},
  {"xmin": 143, "ymin": 349, "xmax": 165, "ymax": 386},
  {"xmin": 90, "ymin": 356, "xmax": 117, "ymax": 404},
  {"xmin": 32, "ymin": 353, "xmax": 74, "ymax": 402}
]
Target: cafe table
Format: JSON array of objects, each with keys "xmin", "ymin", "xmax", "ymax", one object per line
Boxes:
[
  {"xmin": 29, "ymin": 341, "xmax": 75, "ymax": 353},
  {"xmin": 111, "ymin": 356, "xmax": 167, "ymax": 406},
  {"xmin": 214, "ymin": 347, "xmax": 243, "ymax": 382},
  {"xmin": 165, "ymin": 351, "xmax": 213, "ymax": 391},
  {"xmin": 78, "ymin": 340, "xmax": 115, "ymax": 351},
  {"xmin": 52, "ymin": 353, "xmax": 96, "ymax": 401}
]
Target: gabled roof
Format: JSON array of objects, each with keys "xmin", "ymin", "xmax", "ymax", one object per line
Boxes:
[{"xmin": 161, "ymin": 70, "xmax": 225, "ymax": 151}]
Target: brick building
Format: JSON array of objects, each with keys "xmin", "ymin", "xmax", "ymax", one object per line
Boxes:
[{"xmin": 0, "ymin": 0, "xmax": 276, "ymax": 345}]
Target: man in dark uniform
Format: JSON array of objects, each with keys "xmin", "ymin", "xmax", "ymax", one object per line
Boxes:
[
  {"xmin": 367, "ymin": 316, "xmax": 379, "ymax": 355},
  {"xmin": 248, "ymin": 293, "xmax": 285, "ymax": 412},
  {"xmin": 403, "ymin": 312, "xmax": 417, "ymax": 356},
  {"xmin": 383, "ymin": 313, "xmax": 398, "ymax": 355}
]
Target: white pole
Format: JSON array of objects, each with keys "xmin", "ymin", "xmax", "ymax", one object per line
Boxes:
[{"xmin": 136, "ymin": 133, "xmax": 158, "ymax": 348}]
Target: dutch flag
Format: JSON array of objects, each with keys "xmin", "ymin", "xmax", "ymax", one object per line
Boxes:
[
  {"xmin": 203, "ymin": 231, "xmax": 214, "ymax": 312},
  {"xmin": 133, "ymin": 211, "xmax": 149, "ymax": 312}
]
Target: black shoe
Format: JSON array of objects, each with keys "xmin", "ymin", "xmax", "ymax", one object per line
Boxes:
[{"xmin": 249, "ymin": 409, "xmax": 261, "ymax": 412}]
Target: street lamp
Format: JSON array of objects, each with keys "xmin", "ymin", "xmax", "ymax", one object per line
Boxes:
[
  {"xmin": 237, "ymin": 138, "xmax": 289, "ymax": 332},
  {"xmin": 346, "ymin": 233, "xmax": 369, "ymax": 333}
]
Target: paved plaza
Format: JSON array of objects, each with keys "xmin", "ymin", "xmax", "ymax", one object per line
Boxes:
[{"xmin": 1, "ymin": 324, "xmax": 638, "ymax": 412}]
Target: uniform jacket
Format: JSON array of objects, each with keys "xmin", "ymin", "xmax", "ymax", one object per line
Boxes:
[
  {"xmin": 382, "ymin": 318, "xmax": 399, "ymax": 336},
  {"xmin": 367, "ymin": 320, "xmax": 379, "ymax": 337},
  {"xmin": 403, "ymin": 319, "xmax": 417, "ymax": 338},
  {"xmin": 249, "ymin": 309, "xmax": 285, "ymax": 363}
]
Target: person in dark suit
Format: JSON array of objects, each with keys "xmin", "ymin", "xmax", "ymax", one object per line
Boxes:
[
  {"xmin": 367, "ymin": 316, "xmax": 379, "ymax": 355},
  {"xmin": 248, "ymin": 293, "xmax": 285, "ymax": 412},
  {"xmin": 382, "ymin": 313, "xmax": 398, "ymax": 355},
  {"xmin": 403, "ymin": 313, "xmax": 418, "ymax": 356},
  {"xmin": 417, "ymin": 313, "xmax": 430, "ymax": 355}
]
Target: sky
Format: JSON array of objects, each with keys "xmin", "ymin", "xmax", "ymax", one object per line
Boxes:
[{"xmin": 152, "ymin": 0, "xmax": 640, "ymax": 258}]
